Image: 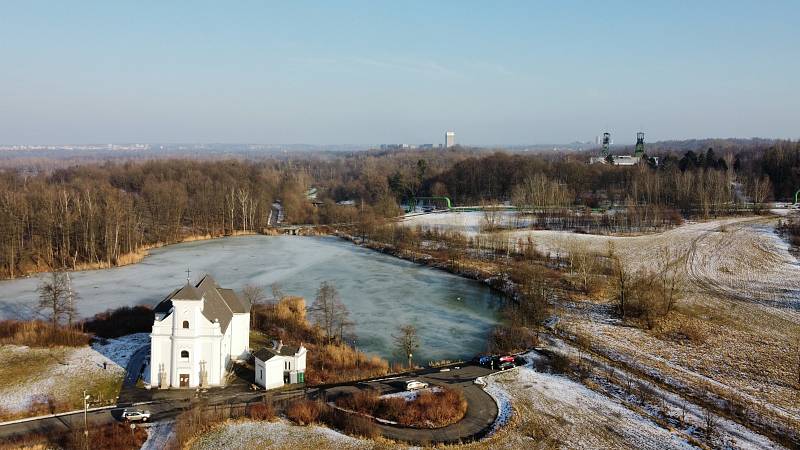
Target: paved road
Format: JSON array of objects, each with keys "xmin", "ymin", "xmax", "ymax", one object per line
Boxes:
[
  {"xmin": 0, "ymin": 362, "xmax": 502, "ymax": 445},
  {"xmin": 322, "ymin": 365, "xmax": 498, "ymax": 444},
  {"xmin": 123, "ymin": 346, "xmax": 149, "ymax": 388},
  {"xmin": 0, "ymin": 388, "xmax": 307, "ymax": 442}
]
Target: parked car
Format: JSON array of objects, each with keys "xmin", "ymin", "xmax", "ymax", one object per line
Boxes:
[
  {"xmin": 477, "ymin": 355, "xmax": 492, "ymax": 366},
  {"xmin": 406, "ymin": 380, "xmax": 429, "ymax": 391},
  {"xmin": 498, "ymin": 361, "xmax": 515, "ymax": 371},
  {"xmin": 122, "ymin": 409, "xmax": 151, "ymax": 422},
  {"xmin": 499, "ymin": 355, "xmax": 515, "ymax": 363}
]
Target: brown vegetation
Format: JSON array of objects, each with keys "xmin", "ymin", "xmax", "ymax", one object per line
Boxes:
[
  {"xmin": 251, "ymin": 294, "xmax": 388, "ymax": 385},
  {"xmin": 82, "ymin": 305, "xmax": 154, "ymax": 338},
  {"xmin": 0, "ymin": 320, "xmax": 90, "ymax": 347},
  {"xmin": 174, "ymin": 398, "xmax": 277, "ymax": 448},
  {"xmin": 286, "ymin": 399, "xmax": 322, "ymax": 425},
  {"xmin": 334, "ymin": 386, "xmax": 467, "ymax": 428},
  {"xmin": 286, "ymin": 398, "xmax": 381, "ymax": 439},
  {"xmin": 247, "ymin": 397, "xmax": 277, "ymax": 421},
  {"xmin": 0, "ymin": 422, "xmax": 147, "ymax": 450}
]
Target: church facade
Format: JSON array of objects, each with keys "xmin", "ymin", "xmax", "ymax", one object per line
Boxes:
[{"xmin": 150, "ymin": 275, "xmax": 250, "ymax": 388}]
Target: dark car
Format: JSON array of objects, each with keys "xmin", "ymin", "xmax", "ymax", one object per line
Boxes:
[
  {"xmin": 477, "ymin": 355, "xmax": 492, "ymax": 366},
  {"xmin": 498, "ymin": 361, "xmax": 515, "ymax": 371}
]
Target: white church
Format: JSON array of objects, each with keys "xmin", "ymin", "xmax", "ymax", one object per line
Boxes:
[{"xmin": 150, "ymin": 274, "xmax": 251, "ymax": 388}]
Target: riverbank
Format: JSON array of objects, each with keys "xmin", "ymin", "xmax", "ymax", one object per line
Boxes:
[
  {"xmin": 0, "ymin": 231, "xmax": 259, "ymax": 281},
  {"xmin": 327, "ymin": 228, "xmax": 520, "ymax": 300}
]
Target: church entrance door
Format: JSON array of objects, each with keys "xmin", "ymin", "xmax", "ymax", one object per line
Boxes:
[{"xmin": 179, "ymin": 373, "xmax": 190, "ymax": 387}]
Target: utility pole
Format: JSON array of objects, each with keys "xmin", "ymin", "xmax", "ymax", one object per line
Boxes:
[{"xmin": 83, "ymin": 390, "xmax": 90, "ymax": 449}]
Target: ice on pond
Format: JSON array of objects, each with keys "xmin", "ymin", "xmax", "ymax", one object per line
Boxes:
[{"xmin": 0, "ymin": 235, "xmax": 502, "ymax": 362}]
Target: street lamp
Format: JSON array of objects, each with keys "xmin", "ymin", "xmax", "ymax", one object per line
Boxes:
[
  {"xmin": 408, "ymin": 353, "xmax": 413, "ymax": 370},
  {"xmin": 83, "ymin": 391, "xmax": 90, "ymax": 449}
]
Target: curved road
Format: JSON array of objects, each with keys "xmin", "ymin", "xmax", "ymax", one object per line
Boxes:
[
  {"xmin": 322, "ymin": 365, "xmax": 498, "ymax": 444},
  {"xmin": 0, "ymin": 363, "xmax": 500, "ymax": 445}
]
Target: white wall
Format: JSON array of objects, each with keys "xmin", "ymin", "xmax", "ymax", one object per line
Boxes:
[
  {"xmin": 261, "ymin": 357, "xmax": 286, "ymax": 389},
  {"xmin": 151, "ymin": 298, "xmax": 226, "ymax": 388},
  {"xmin": 229, "ymin": 313, "xmax": 250, "ymax": 360}
]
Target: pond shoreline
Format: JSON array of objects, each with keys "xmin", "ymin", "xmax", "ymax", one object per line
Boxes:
[
  {"xmin": 0, "ymin": 231, "xmax": 261, "ymax": 281},
  {"xmin": 327, "ymin": 228, "xmax": 517, "ymax": 301}
]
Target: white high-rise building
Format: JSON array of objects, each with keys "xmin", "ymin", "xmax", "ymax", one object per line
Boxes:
[{"xmin": 445, "ymin": 131, "xmax": 456, "ymax": 148}]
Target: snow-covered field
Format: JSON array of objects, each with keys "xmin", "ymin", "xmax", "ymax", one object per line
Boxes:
[
  {"xmin": 473, "ymin": 356, "xmax": 697, "ymax": 450},
  {"xmin": 0, "ymin": 333, "xmax": 146, "ymax": 416},
  {"xmin": 405, "ymin": 212, "xmax": 800, "ymax": 322},
  {"xmin": 402, "ymin": 211, "xmax": 800, "ymax": 445}
]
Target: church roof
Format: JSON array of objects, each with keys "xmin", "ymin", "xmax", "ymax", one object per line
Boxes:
[
  {"xmin": 153, "ymin": 274, "xmax": 249, "ymax": 334},
  {"xmin": 171, "ymin": 283, "xmax": 203, "ymax": 301}
]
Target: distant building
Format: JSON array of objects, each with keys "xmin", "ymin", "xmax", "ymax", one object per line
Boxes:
[
  {"xmin": 610, "ymin": 155, "xmax": 641, "ymax": 166},
  {"xmin": 445, "ymin": 131, "xmax": 456, "ymax": 148},
  {"xmin": 589, "ymin": 155, "xmax": 643, "ymax": 166}
]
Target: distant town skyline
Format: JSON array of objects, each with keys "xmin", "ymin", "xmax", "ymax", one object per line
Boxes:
[{"xmin": 1, "ymin": 1, "xmax": 798, "ymax": 145}]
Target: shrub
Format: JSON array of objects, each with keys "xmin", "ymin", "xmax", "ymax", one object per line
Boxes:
[
  {"xmin": 320, "ymin": 406, "xmax": 381, "ymax": 439},
  {"xmin": 306, "ymin": 343, "xmax": 389, "ymax": 384},
  {"xmin": 248, "ymin": 398, "xmax": 276, "ymax": 421},
  {"xmin": 0, "ymin": 422, "xmax": 147, "ymax": 450},
  {"xmin": 488, "ymin": 325, "xmax": 537, "ymax": 354},
  {"xmin": 335, "ymin": 386, "xmax": 467, "ymax": 428},
  {"xmin": 82, "ymin": 306, "xmax": 154, "ymax": 338},
  {"xmin": 0, "ymin": 320, "xmax": 90, "ymax": 347},
  {"xmin": 286, "ymin": 399, "xmax": 321, "ymax": 425},
  {"xmin": 335, "ymin": 389, "xmax": 380, "ymax": 415}
]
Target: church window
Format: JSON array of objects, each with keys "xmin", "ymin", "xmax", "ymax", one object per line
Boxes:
[
  {"xmin": 181, "ymin": 350, "xmax": 189, "ymax": 359},
  {"xmin": 183, "ymin": 320, "xmax": 189, "ymax": 329}
]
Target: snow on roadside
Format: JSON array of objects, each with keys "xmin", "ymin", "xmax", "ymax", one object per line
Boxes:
[
  {"xmin": 91, "ymin": 332, "xmax": 150, "ymax": 369},
  {"xmin": 141, "ymin": 420, "xmax": 175, "ymax": 450},
  {"xmin": 380, "ymin": 386, "xmax": 441, "ymax": 401},
  {"xmin": 479, "ymin": 376, "xmax": 512, "ymax": 437}
]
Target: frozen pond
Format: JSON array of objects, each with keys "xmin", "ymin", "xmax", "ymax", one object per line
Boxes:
[{"xmin": 0, "ymin": 236, "xmax": 503, "ymax": 362}]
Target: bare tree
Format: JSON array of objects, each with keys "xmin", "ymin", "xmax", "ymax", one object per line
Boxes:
[
  {"xmin": 607, "ymin": 242, "xmax": 631, "ymax": 318},
  {"xmin": 747, "ymin": 175, "xmax": 772, "ymax": 213},
  {"xmin": 480, "ymin": 201, "xmax": 503, "ymax": 232},
  {"xmin": 242, "ymin": 284, "xmax": 266, "ymax": 327},
  {"xmin": 37, "ymin": 271, "xmax": 75, "ymax": 330},
  {"xmin": 657, "ymin": 246, "xmax": 686, "ymax": 315},
  {"xmin": 271, "ymin": 282, "xmax": 285, "ymax": 302},
  {"xmin": 309, "ymin": 281, "xmax": 350, "ymax": 344},
  {"xmin": 393, "ymin": 324, "xmax": 420, "ymax": 369},
  {"xmin": 565, "ymin": 238, "xmax": 600, "ymax": 293}
]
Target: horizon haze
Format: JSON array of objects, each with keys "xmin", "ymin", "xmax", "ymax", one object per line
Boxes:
[{"xmin": 1, "ymin": 1, "xmax": 798, "ymax": 145}]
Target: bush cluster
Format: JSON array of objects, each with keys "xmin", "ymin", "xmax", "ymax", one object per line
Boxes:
[
  {"xmin": 82, "ymin": 306, "xmax": 154, "ymax": 338},
  {"xmin": 334, "ymin": 386, "xmax": 467, "ymax": 428},
  {"xmin": 0, "ymin": 320, "xmax": 90, "ymax": 347}
]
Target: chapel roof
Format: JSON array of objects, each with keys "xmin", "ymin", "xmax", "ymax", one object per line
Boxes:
[{"xmin": 153, "ymin": 274, "xmax": 249, "ymax": 334}]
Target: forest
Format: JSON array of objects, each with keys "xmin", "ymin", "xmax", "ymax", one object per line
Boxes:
[{"xmin": 0, "ymin": 139, "xmax": 797, "ymax": 278}]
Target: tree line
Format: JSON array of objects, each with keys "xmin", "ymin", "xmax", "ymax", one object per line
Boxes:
[{"xmin": 1, "ymin": 140, "xmax": 797, "ymax": 277}]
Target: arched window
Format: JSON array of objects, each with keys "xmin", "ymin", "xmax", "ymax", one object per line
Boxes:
[
  {"xmin": 180, "ymin": 350, "xmax": 189, "ymax": 359},
  {"xmin": 182, "ymin": 320, "xmax": 189, "ymax": 329}
]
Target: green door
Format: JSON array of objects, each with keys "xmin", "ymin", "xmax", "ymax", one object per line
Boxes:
[{"xmin": 298, "ymin": 372, "xmax": 305, "ymax": 384}]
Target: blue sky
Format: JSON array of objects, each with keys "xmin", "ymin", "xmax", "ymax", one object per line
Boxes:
[{"xmin": 0, "ymin": 1, "xmax": 798, "ymax": 145}]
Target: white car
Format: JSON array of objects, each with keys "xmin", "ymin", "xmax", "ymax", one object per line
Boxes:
[
  {"xmin": 406, "ymin": 380, "xmax": 429, "ymax": 391},
  {"xmin": 122, "ymin": 409, "xmax": 151, "ymax": 422}
]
